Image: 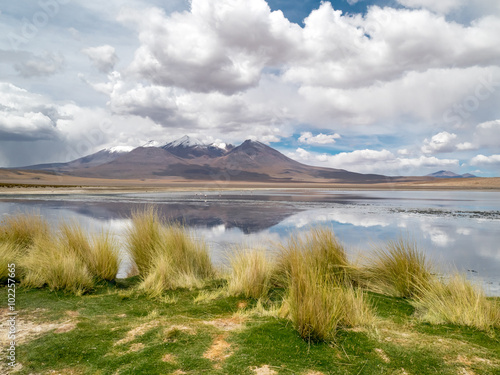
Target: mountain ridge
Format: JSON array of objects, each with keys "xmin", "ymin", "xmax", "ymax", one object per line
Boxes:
[
  {"xmin": 14, "ymin": 136, "xmax": 397, "ymax": 183},
  {"xmin": 426, "ymin": 170, "xmax": 477, "ymax": 178}
]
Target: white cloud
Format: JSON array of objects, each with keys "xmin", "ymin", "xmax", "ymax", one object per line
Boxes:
[
  {"xmin": 396, "ymin": 0, "xmax": 463, "ymax": 14},
  {"xmin": 470, "ymin": 154, "xmax": 500, "ymax": 165},
  {"xmin": 118, "ymin": 1, "xmax": 301, "ymax": 94},
  {"xmin": 456, "ymin": 142, "xmax": 475, "ymax": 151},
  {"xmin": 0, "ymin": 82, "xmax": 59, "ymax": 141},
  {"xmin": 298, "ymin": 131, "xmax": 340, "ymax": 145},
  {"xmin": 14, "ymin": 51, "xmax": 65, "ymax": 78},
  {"xmin": 421, "ymin": 131, "xmax": 457, "ymax": 154},
  {"xmin": 396, "ymin": 0, "xmax": 500, "ymax": 17},
  {"xmin": 287, "ymin": 147, "xmax": 459, "ymax": 175},
  {"xmin": 81, "ymin": 45, "xmax": 118, "ymax": 73}
]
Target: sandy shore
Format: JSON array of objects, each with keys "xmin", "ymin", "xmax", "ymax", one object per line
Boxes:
[{"xmin": 1, "ymin": 169, "xmax": 499, "ymax": 194}]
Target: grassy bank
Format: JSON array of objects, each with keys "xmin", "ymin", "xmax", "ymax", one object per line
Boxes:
[
  {"xmin": 1, "ymin": 282, "xmax": 499, "ymax": 375},
  {"xmin": 1, "ymin": 211, "xmax": 499, "ymax": 374}
]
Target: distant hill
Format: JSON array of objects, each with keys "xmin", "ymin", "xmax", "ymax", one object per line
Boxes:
[
  {"xmin": 15, "ymin": 136, "xmax": 399, "ymax": 183},
  {"xmin": 427, "ymin": 170, "xmax": 477, "ymax": 178}
]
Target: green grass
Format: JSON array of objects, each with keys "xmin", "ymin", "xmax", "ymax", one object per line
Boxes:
[{"xmin": 2, "ymin": 284, "xmax": 498, "ymax": 375}]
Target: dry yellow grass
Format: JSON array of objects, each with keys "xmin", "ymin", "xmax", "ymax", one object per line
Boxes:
[
  {"xmin": 59, "ymin": 222, "xmax": 120, "ymax": 281},
  {"xmin": 129, "ymin": 208, "xmax": 214, "ymax": 297},
  {"xmin": 20, "ymin": 235, "xmax": 94, "ymax": 295},
  {"xmin": 361, "ymin": 237, "xmax": 433, "ymax": 298},
  {"xmin": 0, "ymin": 212, "xmax": 50, "ymax": 250},
  {"xmin": 227, "ymin": 247, "xmax": 274, "ymax": 299},
  {"xmin": 275, "ymin": 227, "xmax": 352, "ymax": 288},
  {"xmin": 0, "ymin": 242, "xmax": 21, "ymax": 283},
  {"xmin": 412, "ymin": 273, "xmax": 500, "ymax": 331}
]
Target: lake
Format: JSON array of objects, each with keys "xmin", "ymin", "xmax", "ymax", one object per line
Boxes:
[{"xmin": 1, "ymin": 189, "xmax": 499, "ymax": 295}]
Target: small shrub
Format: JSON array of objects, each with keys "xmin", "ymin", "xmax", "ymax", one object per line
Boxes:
[
  {"xmin": 362, "ymin": 237, "xmax": 433, "ymax": 298},
  {"xmin": 412, "ymin": 273, "xmax": 500, "ymax": 331},
  {"xmin": 227, "ymin": 248, "xmax": 274, "ymax": 299}
]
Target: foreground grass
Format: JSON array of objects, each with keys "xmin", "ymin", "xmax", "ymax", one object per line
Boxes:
[{"xmin": 1, "ymin": 283, "xmax": 499, "ymax": 375}]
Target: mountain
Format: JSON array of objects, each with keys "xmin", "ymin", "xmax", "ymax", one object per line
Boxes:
[
  {"xmin": 16, "ymin": 136, "xmax": 395, "ymax": 183},
  {"xmin": 161, "ymin": 135, "xmax": 234, "ymax": 159},
  {"xmin": 18, "ymin": 146, "xmax": 134, "ymax": 172},
  {"xmin": 427, "ymin": 170, "xmax": 477, "ymax": 178}
]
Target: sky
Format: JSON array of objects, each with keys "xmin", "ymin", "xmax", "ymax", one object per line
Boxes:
[{"xmin": 1, "ymin": 0, "xmax": 499, "ymax": 177}]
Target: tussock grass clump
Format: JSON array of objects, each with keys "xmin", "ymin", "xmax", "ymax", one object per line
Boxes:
[
  {"xmin": 128, "ymin": 208, "xmax": 214, "ymax": 297},
  {"xmin": 59, "ymin": 222, "xmax": 120, "ymax": 282},
  {"xmin": 280, "ymin": 229, "xmax": 374, "ymax": 342},
  {"xmin": 20, "ymin": 235, "xmax": 94, "ymax": 295},
  {"xmin": 285, "ymin": 264, "xmax": 344, "ymax": 342},
  {"xmin": 362, "ymin": 237, "xmax": 433, "ymax": 298},
  {"xmin": 227, "ymin": 248, "xmax": 274, "ymax": 299},
  {"xmin": 0, "ymin": 243, "xmax": 21, "ymax": 283},
  {"xmin": 90, "ymin": 232, "xmax": 121, "ymax": 281},
  {"xmin": 412, "ymin": 273, "xmax": 500, "ymax": 331},
  {"xmin": 275, "ymin": 227, "xmax": 352, "ymax": 288},
  {"xmin": 0, "ymin": 212, "xmax": 50, "ymax": 250},
  {"xmin": 126, "ymin": 207, "xmax": 163, "ymax": 275}
]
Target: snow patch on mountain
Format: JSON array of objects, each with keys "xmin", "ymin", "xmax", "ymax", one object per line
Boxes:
[
  {"xmin": 165, "ymin": 135, "xmax": 205, "ymax": 148},
  {"xmin": 106, "ymin": 146, "xmax": 135, "ymax": 153}
]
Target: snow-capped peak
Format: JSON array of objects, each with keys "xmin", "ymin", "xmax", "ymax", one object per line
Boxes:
[
  {"xmin": 105, "ymin": 145, "xmax": 135, "ymax": 153},
  {"xmin": 141, "ymin": 140, "xmax": 161, "ymax": 148},
  {"xmin": 165, "ymin": 135, "xmax": 205, "ymax": 148},
  {"xmin": 210, "ymin": 142, "xmax": 227, "ymax": 150}
]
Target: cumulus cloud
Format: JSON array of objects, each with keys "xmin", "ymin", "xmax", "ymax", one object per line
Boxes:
[
  {"xmin": 82, "ymin": 45, "xmax": 118, "ymax": 73},
  {"xmin": 396, "ymin": 0, "xmax": 500, "ymax": 17},
  {"xmin": 396, "ymin": 0, "xmax": 463, "ymax": 14},
  {"xmin": 474, "ymin": 120, "xmax": 500, "ymax": 149},
  {"xmin": 0, "ymin": 82, "xmax": 60, "ymax": 141},
  {"xmin": 287, "ymin": 147, "xmax": 459, "ymax": 175},
  {"xmin": 298, "ymin": 131, "xmax": 340, "ymax": 145},
  {"xmin": 470, "ymin": 154, "xmax": 500, "ymax": 165},
  {"xmin": 14, "ymin": 52, "xmax": 65, "ymax": 78},
  {"xmin": 119, "ymin": 1, "xmax": 301, "ymax": 94},
  {"xmin": 421, "ymin": 131, "xmax": 457, "ymax": 154}
]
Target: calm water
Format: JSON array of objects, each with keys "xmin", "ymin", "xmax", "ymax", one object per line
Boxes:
[{"xmin": 1, "ymin": 190, "xmax": 499, "ymax": 295}]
